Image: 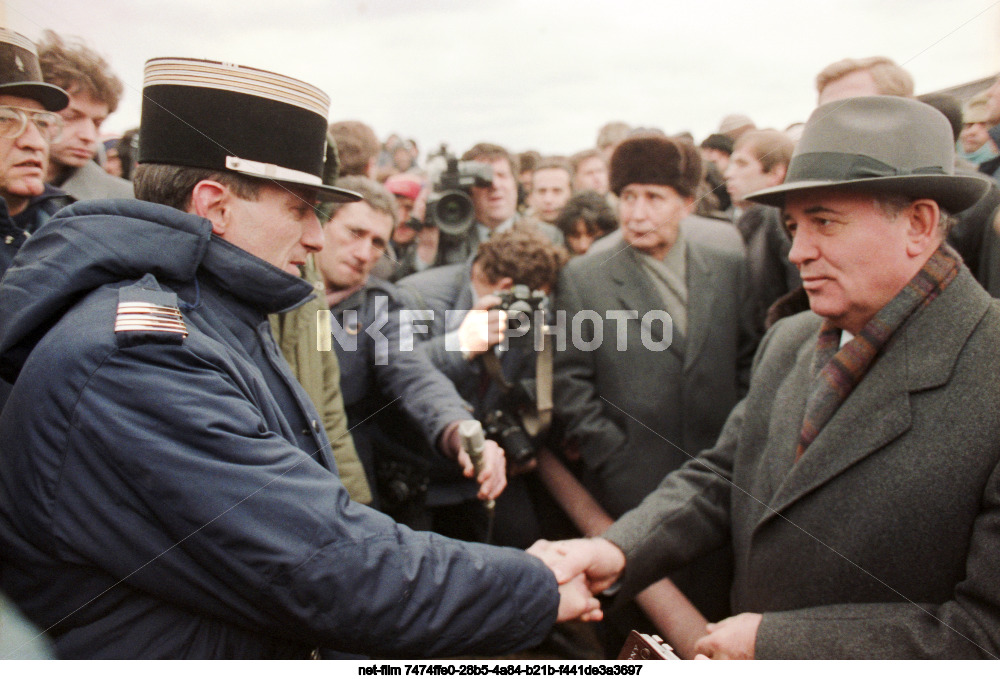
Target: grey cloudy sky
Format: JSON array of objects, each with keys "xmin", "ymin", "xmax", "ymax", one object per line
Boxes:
[{"xmin": 5, "ymin": 0, "xmax": 1000, "ymax": 157}]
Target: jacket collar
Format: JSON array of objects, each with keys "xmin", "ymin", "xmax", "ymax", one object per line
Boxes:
[
  {"xmin": 198, "ymin": 235, "xmax": 313, "ymax": 316},
  {"xmin": 0, "ymin": 199, "xmax": 313, "ymax": 378},
  {"xmin": 606, "ymin": 232, "xmax": 719, "ymax": 365}
]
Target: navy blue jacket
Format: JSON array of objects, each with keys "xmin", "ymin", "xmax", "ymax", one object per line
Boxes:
[
  {"xmin": 14, "ymin": 184, "xmax": 73, "ymax": 235},
  {"xmin": 330, "ymin": 278, "xmax": 473, "ymax": 507},
  {"xmin": 0, "ymin": 198, "xmax": 28, "ymax": 409},
  {"xmin": 0, "ymin": 200, "xmax": 558, "ymax": 659}
]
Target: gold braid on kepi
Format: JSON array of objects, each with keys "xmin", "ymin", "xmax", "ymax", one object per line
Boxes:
[{"xmin": 139, "ymin": 57, "xmax": 359, "ymax": 203}]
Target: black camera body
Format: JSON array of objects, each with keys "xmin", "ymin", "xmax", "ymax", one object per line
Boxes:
[
  {"xmin": 494, "ymin": 285, "xmax": 548, "ymax": 349},
  {"xmin": 480, "ymin": 287, "xmax": 550, "ymax": 466},
  {"xmin": 425, "ymin": 145, "xmax": 493, "ymax": 237},
  {"xmin": 482, "ymin": 379, "xmax": 539, "ymax": 466}
]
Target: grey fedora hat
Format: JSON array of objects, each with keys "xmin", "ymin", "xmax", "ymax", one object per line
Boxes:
[{"xmin": 746, "ymin": 95, "xmax": 992, "ymax": 214}]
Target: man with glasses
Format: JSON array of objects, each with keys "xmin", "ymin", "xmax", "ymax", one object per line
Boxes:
[
  {"xmin": 0, "ymin": 28, "xmax": 71, "ymax": 412},
  {"xmin": 0, "ymin": 28, "xmax": 71, "ymax": 265}
]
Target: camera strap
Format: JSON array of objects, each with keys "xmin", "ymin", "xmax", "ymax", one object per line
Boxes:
[{"xmin": 479, "ymin": 327, "xmax": 553, "ymax": 437}]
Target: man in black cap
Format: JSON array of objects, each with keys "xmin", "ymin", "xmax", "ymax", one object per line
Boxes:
[
  {"xmin": 0, "ymin": 56, "xmax": 598, "ymax": 659},
  {"xmin": 0, "ymin": 27, "xmax": 71, "ymax": 411},
  {"xmin": 0, "ymin": 27, "xmax": 70, "ymax": 271},
  {"xmin": 531, "ymin": 96, "xmax": 1000, "ymax": 659}
]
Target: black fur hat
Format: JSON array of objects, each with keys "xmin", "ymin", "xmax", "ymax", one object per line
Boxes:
[{"xmin": 609, "ymin": 135, "xmax": 702, "ymax": 197}]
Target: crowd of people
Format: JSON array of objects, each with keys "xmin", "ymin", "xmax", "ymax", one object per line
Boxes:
[{"xmin": 0, "ymin": 26, "xmax": 999, "ymax": 660}]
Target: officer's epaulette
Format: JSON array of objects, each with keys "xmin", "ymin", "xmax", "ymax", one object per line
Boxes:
[{"xmin": 115, "ymin": 286, "xmax": 188, "ymax": 346}]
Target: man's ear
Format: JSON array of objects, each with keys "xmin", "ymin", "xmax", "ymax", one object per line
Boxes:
[
  {"xmin": 188, "ymin": 180, "xmax": 231, "ymax": 236},
  {"xmin": 905, "ymin": 199, "xmax": 942, "ymax": 257},
  {"xmin": 493, "ymin": 276, "xmax": 515, "ymax": 292},
  {"xmin": 769, "ymin": 163, "xmax": 788, "ymax": 186}
]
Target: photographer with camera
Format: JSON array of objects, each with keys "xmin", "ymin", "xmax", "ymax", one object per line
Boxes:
[
  {"xmin": 316, "ymin": 175, "xmax": 507, "ymax": 516},
  {"xmin": 400, "ymin": 143, "xmax": 565, "ymax": 273},
  {"xmin": 398, "ymin": 227, "xmax": 569, "ymax": 548}
]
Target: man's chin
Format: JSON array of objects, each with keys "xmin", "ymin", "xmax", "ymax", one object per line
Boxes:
[
  {"xmin": 8, "ymin": 181, "xmax": 46, "ymax": 197},
  {"xmin": 54, "ymin": 154, "xmax": 94, "ymax": 170}
]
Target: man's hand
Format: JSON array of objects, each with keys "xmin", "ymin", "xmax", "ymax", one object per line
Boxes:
[
  {"xmin": 456, "ymin": 438, "xmax": 507, "ymax": 500},
  {"xmin": 415, "ymin": 224, "xmax": 439, "ymax": 266},
  {"xmin": 556, "ymin": 574, "xmax": 603, "ymax": 623},
  {"xmin": 440, "ymin": 423, "xmax": 508, "ymax": 500},
  {"xmin": 693, "ymin": 613, "xmax": 762, "ymax": 660},
  {"xmin": 458, "ymin": 295, "xmax": 506, "ymax": 358},
  {"xmin": 527, "ymin": 538, "xmax": 626, "ymax": 595}
]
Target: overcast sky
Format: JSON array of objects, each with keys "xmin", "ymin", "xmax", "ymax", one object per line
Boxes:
[{"xmin": 5, "ymin": 0, "xmax": 1000, "ymax": 158}]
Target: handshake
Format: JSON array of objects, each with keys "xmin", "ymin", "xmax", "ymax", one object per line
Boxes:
[
  {"xmin": 527, "ymin": 537, "xmax": 626, "ymax": 624},
  {"xmin": 527, "ymin": 537, "xmax": 762, "ymax": 659}
]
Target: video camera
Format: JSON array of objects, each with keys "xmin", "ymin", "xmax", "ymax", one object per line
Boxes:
[{"xmin": 424, "ymin": 145, "xmax": 494, "ymax": 237}]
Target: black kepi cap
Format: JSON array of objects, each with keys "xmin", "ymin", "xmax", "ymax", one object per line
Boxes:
[
  {"xmin": 139, "ymin": 57, "xmax": 359, "ymax": 202},
  {"xmin": 0, "ymin": 27, "xmax": 69, "ymax": 111}
]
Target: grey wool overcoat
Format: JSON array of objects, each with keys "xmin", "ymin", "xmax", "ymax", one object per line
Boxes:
[{"xmin": 604, "ymin": 265, "xmax": 1000, "ymax": 658}]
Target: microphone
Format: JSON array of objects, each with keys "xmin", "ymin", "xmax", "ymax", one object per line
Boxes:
[{"xmin": 458, "ymin": 420, "xmax": 495, "ymax": 511}]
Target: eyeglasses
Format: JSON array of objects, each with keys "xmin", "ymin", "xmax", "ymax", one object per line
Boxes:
[{"xmin": 0, "ymin": 106, "xmax": 64, "ymax": 143}]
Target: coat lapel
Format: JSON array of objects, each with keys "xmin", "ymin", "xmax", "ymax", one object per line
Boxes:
[
  {"xmin": 756, "ymin": 269, "xmax": 992, "ymax": 529},
  {"xmin": 762, "ymin": 337, "xmax": 912, "ymax": 521},
  {"xmin": 610, "ymin": 246, "xmax": 683, "ymax": 360},
  {"xmin": 682, "ymin": 239, "xmax": 719, "ymax": 373}
]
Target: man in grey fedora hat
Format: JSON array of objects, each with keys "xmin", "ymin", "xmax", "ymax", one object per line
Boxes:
[
  {"xmin": 0, "ymin": 57, "xmax": 598, "ymax": 659},
  {"xmin": 529, "ymin": 96, "xmax": 1000, "ymax": 659}
]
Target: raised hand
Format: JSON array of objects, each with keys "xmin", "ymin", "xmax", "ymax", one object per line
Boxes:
[{"xmin": 458, "ymin": 295, "xmax": 507, "ymax": 358}]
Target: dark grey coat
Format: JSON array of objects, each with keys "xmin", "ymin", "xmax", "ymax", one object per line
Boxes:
[
  {"xmin": 553, "ymin": 219, "xmax": 756, "ymax": 621},
  {"xmin": 553, "ymin": 219, "xmax": 756, "ymax": 517},
  {"xmin": 604, "ymin": 266, "xmax": 1000, "ymax": 658}
]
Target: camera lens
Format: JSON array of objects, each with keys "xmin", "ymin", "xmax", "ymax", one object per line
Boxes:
[
  {"xmin": 436, "ymin": 193, "xmax": 471, "ymax": 226},
  {"xmin": 429, "ymin": 190, "xmax": 476, "ymax": 236}
]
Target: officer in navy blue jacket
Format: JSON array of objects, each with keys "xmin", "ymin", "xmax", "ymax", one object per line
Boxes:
[{"xmin": 0, "ymin": 57, "xmax": 599, "ymax": 659}]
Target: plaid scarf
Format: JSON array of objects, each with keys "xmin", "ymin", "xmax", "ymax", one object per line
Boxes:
[{"xmin": 794, "ymin": 243, "xmax": 962, "ymax": 461}]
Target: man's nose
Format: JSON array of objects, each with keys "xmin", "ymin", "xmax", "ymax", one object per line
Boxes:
[
  {"xmin": 302, "ymin": 214, "xmax": 323, "ymax": 253},
  {"xmin": 77, "ymin": 118, "xmax": 99, "ymax": 143},
  {"xmin": 787, "ymin": 229, "xmax": 815, "ymax": 266},
  {"xmin": 631, "ymin": 196, "xmax": 651, "ymax": 219},
  {"xmin": 18, "ymin": 118, "xmax": 48, "ymax": 150},
  {"xmin": 356, "ymin": 237, "xmax": 381, "ymax": 263}
]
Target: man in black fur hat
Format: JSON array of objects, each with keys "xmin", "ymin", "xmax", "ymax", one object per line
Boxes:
[{"xmin": 552, "ymin": 134, "xmax": 757, "ymax": 625}]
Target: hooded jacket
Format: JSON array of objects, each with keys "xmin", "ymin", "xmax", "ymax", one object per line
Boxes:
[{"xmin": 0, "ymin": 199, "xmax": 557, "ymax": 659}]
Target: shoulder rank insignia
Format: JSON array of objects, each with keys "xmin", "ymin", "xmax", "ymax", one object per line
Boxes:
[{"xmin": 115, "ymin": 287, "xmax": 188, "ymax": 343}]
